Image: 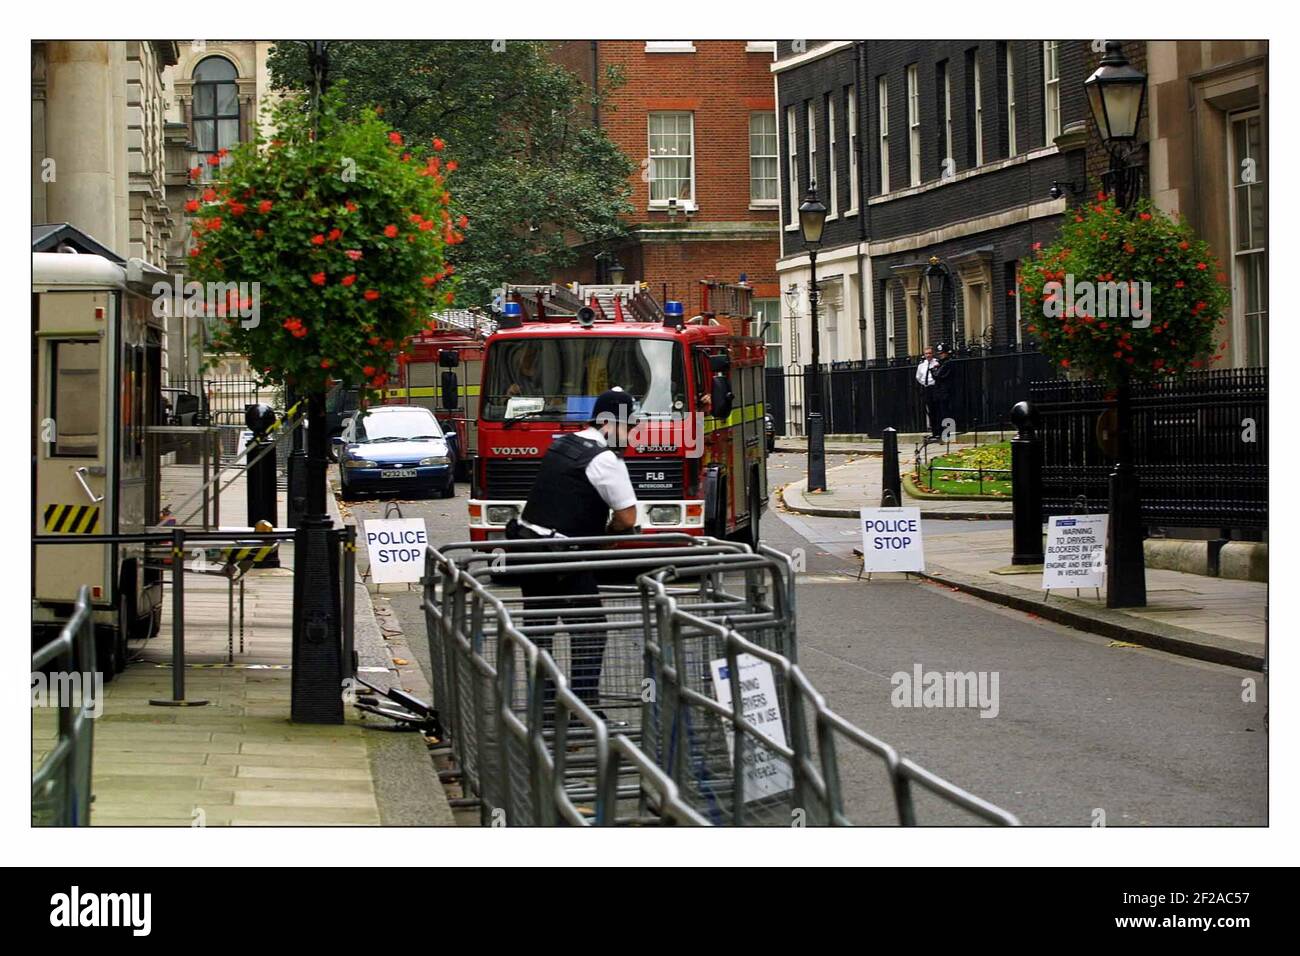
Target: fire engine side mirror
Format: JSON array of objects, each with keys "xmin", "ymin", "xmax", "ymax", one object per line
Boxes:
[
  {"xmin": 440, "ymin": 371, "xmax": 458, "ymax": 411},
  {"xmin": 710, "ymin": 374, "xmax": 734, "ymax": 422},
  {"xmin": 438, "ymin": 349, "xmax": 460, "ymax": 368}
]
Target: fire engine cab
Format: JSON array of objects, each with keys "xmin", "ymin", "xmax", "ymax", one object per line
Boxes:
[{"xmin": 468, "ymin": 281, "xmax": 768, "ymax": 546}]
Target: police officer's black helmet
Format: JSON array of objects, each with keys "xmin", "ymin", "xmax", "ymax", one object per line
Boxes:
[
  {"xmin": 591, "ymin": 386, "xmax": 636, "ymax": 424},
  {"xmin": 936, "ymin": 342, "xmax": 950, "ymax": 354}
]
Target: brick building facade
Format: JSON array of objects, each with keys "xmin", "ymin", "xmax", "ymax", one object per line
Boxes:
[
  {"xmin": 551, "ymin": 41, "xmax": 782, "ymax": 337},
  {"xmin": 774, "ymin": 40, "xmax": 1092, "ymax": 380}
]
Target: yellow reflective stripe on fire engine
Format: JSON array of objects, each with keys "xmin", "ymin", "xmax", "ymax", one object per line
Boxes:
[
  {"xmin": 384, "ymin": 385, "xmax": 481, "ymax": 399},
  {"xmin": 43, "ymin": 504, "xmax": 100, "ymax": 534},
  {"xmin": 219, "ymin": 544, "xmax": 278, "ymax": 566},
  {"xmin": 704, "ymin": 401, "xmax": 765, "ymax": 434}
]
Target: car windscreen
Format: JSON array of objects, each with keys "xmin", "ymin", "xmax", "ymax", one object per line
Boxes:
[
  {"xmin": 354, "ymin": 411, "xmax": 443, "ymax": 442},
  {"xmin": 481, "ymin": 337, "xmax": 685, "ymax": 421}
]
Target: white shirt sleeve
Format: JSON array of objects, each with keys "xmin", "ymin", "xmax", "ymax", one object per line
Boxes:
[
  {"xmin": 585, "ymin": 450, "xmax": 638, "ymax": 512},
  {"xmin": 916, "ymin": 360, "xmax": 929, "ymax": 386}
]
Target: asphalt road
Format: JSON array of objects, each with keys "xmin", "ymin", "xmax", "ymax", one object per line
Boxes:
[{"xmin": 343, "ymin": 453, "xmax": 1268, "ymax": 826}]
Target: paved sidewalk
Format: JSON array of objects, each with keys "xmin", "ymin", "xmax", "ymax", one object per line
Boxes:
[
  {"xmin": 780, "ymin": 447, "xmax": 1013, "ymax": 520},
  {"xmin": 36, "ymin": 474, "xmax": 455, "ymax": 827}
]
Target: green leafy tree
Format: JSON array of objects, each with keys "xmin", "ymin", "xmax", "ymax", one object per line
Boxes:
[
  {"xmin": 267, "ymin": 41, "xmax": 634, "ymax": 306},
  {"xmin": 1018, "ymin": 195, "xmax": 1230, "ymax": 381},
  {"xmin": 187, "ymin": 90, "xmax": 458, "ymax": 396}
]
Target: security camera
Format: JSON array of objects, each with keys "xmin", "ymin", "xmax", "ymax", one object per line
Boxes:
[{"xmin": 1049, "ymin": 182, "xmax": 1064, "ymax": 201}]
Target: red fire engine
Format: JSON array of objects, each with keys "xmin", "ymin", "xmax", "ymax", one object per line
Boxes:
[
  {"xmin": 381, "ymin": 309, "xmax": 492, "ymax": 480},
  {"xmin": 468, "ymin": 280, "xmax": 768, "ymax": 545}
]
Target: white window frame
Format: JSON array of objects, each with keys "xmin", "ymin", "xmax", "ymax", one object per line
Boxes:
[
  {"xmin": 884, "ymin": 281, "xmax": 896, "ymax": 359},
  {"xmin": 942, "ymin": 63, "xmax": 953, "ymax": 176},
  {"xmin": 786, "ymin": 105, "xmax": 799, "ymax": 230},
  {"xmin": 645, "ymin": 41, "xmax": 696, "ymax": 53},
  {"xmin": 847, "ymin": 86, "xmax": 860, "ymax": 213},
  {"xmin": 1229, "ymin": 108, "xmax": 1267, "ymax": 366},
  {"xmin": 877, "ymin": 76, "xmax": 890, "ymax": 195},
  {"xmin": 807, "ymin": 102, "xmax": 818, "ymax": 193},
  {"xmin": 1043, "ymin": 41, "xmax": 1061, "ymax": 144},
  {"xmin": 756, "ymin": 297, "xmax": 782, "ymax": 367},
  {"xmin": 749, "ymin": 111, "xmax": 779, "ymax": 207},
  {"xmin": 973, "ymin": 55, "xmax": 984, "ymax": 166},
  {"xmin": 745, "ymin": 41, "xmax": 776, "ymax": 54},
  {"xmin": 827, "ymin": 95, "xmax": 839, "ymax": 219},
  {"xmin": 1006, "ymin": 44, "xmax": 1017, "ymax": 158},
  {"xmin": 907, "ymin": 64, "xmax": 921, "ymax": 186},
  {"xmin": 647, "ymin": 111, "xmax": 695, "ymax": 208}
]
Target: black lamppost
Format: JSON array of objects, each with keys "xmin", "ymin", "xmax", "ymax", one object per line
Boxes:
[
  {"xmin": 799, "ymin": 186, "xmax": 828, "ymax": 492},
  {"xmin": 290, "ymin": 39, "xmax": 345, "ymax": 722},
  {"xmin": 923, "ymin": 256, "xmax": 957, "ymax": 350},
  {"xmin": 1086, "ymin": 40, "xmax": 1149, "ymax": 608}
]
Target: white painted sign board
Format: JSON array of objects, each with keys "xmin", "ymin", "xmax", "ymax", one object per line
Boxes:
[
  {"xmin": 859, "ymin": 507, "xmax": 926, "ymax": 572},
  {"xmin": 1042, "ymin": 514, "xmax": 1108, "ymax": 590},
  {"xmin": 363, "ymin": 518, "xmax": 430, "ymax": 584},
  {"xmin": 709, "ymin": 654, "xmax": 794, "ymax": 802}
]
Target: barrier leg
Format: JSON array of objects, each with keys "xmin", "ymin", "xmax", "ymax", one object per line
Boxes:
[{"xmin": 151, "ymin": 527, "xmax": 209, "ymax": 707}]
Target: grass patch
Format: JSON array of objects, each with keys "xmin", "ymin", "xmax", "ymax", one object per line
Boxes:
[{"xmin": 914, "ymin": 441, "xmax": 1012, "ymax": 497}]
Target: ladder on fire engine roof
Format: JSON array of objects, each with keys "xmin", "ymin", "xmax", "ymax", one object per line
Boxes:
[
  {"xmin": 503, "ymin": 282, "xmax": 665, "ymax": 325},
  {"xmin": 427, "ymin": 308, "xmax": 497, "ymax": 339}
]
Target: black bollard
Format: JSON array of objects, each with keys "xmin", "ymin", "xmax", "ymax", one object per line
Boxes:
[
  {"xmin": 881, "ymin": 427, "xmax": 902, "ymax": 507},
  {"xmin": 1010, "ymin": 401, "xmax": 1044, "ymax": 565},
  {"xmin": 245, "ymin": 404, "xmax": 281, "ymax": 567}
]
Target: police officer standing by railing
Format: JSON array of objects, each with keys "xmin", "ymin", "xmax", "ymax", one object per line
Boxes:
[{"xmin": 505, "ymin": 387, "xmax": 639, "ymax": 716}]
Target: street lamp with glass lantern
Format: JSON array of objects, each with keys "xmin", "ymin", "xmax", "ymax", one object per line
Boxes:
[
  {"xmin": 798, "ymin": 185, "xmax": 828, "ymax": 492},
  {"xmin": 923, "ymin": 255, "xmax": 957, "ymax": 350},
  {"xmin": 1085, "ymin": 40, "xmax": 1150, "ymax": 608}
]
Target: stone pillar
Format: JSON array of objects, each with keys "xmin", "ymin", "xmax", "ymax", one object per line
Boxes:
[{"xmin": 44, "ymin": 42, "xmax": 120, "ymax": 251}]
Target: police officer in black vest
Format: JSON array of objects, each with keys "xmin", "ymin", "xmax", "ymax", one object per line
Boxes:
[{"xmin": 505, "ymin": 387, "xmax": 639, "ymax": 714}]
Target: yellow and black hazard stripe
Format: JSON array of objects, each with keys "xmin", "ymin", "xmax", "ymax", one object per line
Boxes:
[
  {"xmin": 219, "ymin": 543, "xmax": 278, "ymax": 566},
  {"xmin": 42, "ymin": 503, "xmax": 100, "ymax": 534},
  {"xmin": 383, "ymin": 384, "xmax": 481, "ymax": 400}
]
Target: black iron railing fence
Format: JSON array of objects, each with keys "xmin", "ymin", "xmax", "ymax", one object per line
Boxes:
[
  {"xmin": 165, "ymin": 375, "xmax": 282, "ymax": 428},
  {"xmin": 765, "ymin": 347, "xmax": 1053, "ymax": 437},
  {"xmin": 1030, "ymin": 367, "xmax": 1267, "ymax": 530}
]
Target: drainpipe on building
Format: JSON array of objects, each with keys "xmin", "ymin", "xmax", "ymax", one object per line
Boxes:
[
  {"xmin": 591, "ymin": 41, "xmax": 600, "ymax": 128},
  {"xmin": 854, "ymin": 40, "xmax": 870, "ymax": 364}
]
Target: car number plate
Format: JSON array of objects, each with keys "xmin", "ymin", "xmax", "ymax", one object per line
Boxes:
[{"xmin": 381, "ymin": 469, "xmax": 417, "ymax": 478}]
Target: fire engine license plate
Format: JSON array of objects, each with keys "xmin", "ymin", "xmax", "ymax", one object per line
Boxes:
[{"xmin": 382, "ymin": 469, "xmax": 417, "ymax": 478}]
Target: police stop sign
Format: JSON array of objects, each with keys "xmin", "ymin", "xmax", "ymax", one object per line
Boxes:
[
  {"xmin": 363, "ymin": 518, "xmax": 430, "ymax": 584},
  {"xmin": 859, "ymin": 506, "xmax": 925, "ymax": 573}
]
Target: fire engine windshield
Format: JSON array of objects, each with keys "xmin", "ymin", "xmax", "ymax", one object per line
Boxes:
[{"xmin": 482, "ymin": 337, "xmax": 685, "ymax": 421}]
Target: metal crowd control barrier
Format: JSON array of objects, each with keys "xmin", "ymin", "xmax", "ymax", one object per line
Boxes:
[
  {"xmin": 32, "ymin": 586, "xmax": 97, "ymax": 826},
  {"xmin": 422, "ymin": 535, "xmax": 1018, "ymax": 826}
]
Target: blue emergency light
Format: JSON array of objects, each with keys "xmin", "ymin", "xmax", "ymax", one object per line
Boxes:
[
  {"xmin": 499, "ymin": 300, "xmax": 523, "ymax": 328},
  {"xmin": 663, "ymin": 300, "xmax": 684, "ymax": 329}
]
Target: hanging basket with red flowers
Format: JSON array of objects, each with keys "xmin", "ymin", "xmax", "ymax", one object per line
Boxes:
[
  {"xmin": 188, "ymin": 89, "xmax": 461, "ymax": 395},
  {"xmin": 1018, "ymin": 195, "xmax": 1230, "ymax": 383}
]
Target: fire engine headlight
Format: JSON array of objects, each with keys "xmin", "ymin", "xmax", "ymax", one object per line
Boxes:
[
  {"xmin": 486, "ymin": 505, "xmax": 518, "ymax": 525},
  {"xmin": 419, "ymin": 455, "xmax": 451, "ymax": 466},
  {"xmin": 344, "ymin": 459, "xmax": 377, "ymax": 469},
  {"xmin": 647, "ymin": 504, "xmax": 682, "ymax": 526}
]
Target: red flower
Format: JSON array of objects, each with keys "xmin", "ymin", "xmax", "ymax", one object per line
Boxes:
[
  {"xmin": 253, "ymin": 229, "xmax": 265, "ymax": 239},
  {"xmin": 458, "ymin": 214, "xmax": 469, "ymax": 229},
  {"xmin": 1196, "ymin": 262, "xmax": 1207, "ymax": 270},
  {"xmin": 389, "ymin": 131, "xmax": 403, "ymax": 146},
  {"xmin": 1123, "ymin": 242, "xmax": 1135, "ymax": 254},
  {"xmin": 206, "ymin": 217, "xmax": 223, "ymax": 231},
  {"xmin": 367, "ymin": 336, "xmax": 381, "ymax": 346},
  {"xmin": 207, "ymin": 154, "xmax": 222, "ymax": 166},
  {"xmin": 364, "ymin": 289, "xmax": 380, "ymax": 301},
  {"xmin": 311, "ymin": 272, "xmax": 326, "ymax": 286},
  {"xmin": 1174, "ymin": 280, "xmax": 1185, "ymax": 288},
  {"xmin": 228, "ymin": 201, "xmax": 246, "ymax": 216},
  {"xmin": 258, "ymin": 200, "xmax": 273, "ymax": 214},
  {"xmin": 363, "ymin": 366, "xmax": 376, "ymax": 377},
  {"xmin": 188, "ymin": 246, "xmax": 201, "ymax": 258},
  {"xmin": 184, "ymin": 199, "xmax": 200, "ymax": 213},
  {"xmin": 446, "ymin": 160, "xmax": 458, "ymax": 172},
  {"xmin": 341, "ymin": 275, "xmax": 356, "ymax": 287},
  {"xmin": 1059, "ymin": 359, "xmax": 1070, "ymax": 368},
  {"xmin": 1178, "ymin": 240, "xmax": 1190, "ymax": 250},
  {"xmin": 409, "ymin": 213, "xmax": 423, "ymax": 224},
  {"xmin": 320, "ymin": 359, "xmax": 332, "ymax": 369},
  {"xmin": 345, "ymin": 200, "xmax": 358, "ymax": 213},
  {"xmin": 383, "ymin": 224, "xmax": 399, "ymax": 238},
  {"xmin": 1139, "ymin": 212, "xmax": 1152, "ymax": 221},
  {"xmin": 1032, "ymin": 241, "xmax": 1042, "ymax": 251},
  {"xmin": 432, "ymin": 137, "xmax": 445, "ymax": 151},
  {"xmin": 419, "ymin": 220, "xmax": 434, "ymax": 231},
  {"xmin": 311, "ymin": 234, "xmax": 326, "ymax": 246},
  {"xmin": 346, "ymin": 249, "xmax": 363, "ymax": 261},
  {"xmin": 422, "ymin": 276, "xmax": 437, "ymax": 287},
  {"xmin": 188, "ymin": 166, "xmax": 202, "ymax": 180},
  {"xmin": 202, "ymin": 188, "xmax": 217, "ymax": 202},
  {"xmin": 444, "ymin": 291, "xmax": 455, "ymax": 305},
  {"xmin": 327, "ymin": 227, "xmax": 342, "ymax": 241}
]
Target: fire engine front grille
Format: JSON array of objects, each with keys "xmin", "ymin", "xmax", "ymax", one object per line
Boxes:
[
  {"xmin": 484, "ymin": 456, "xmax": 686, "ymax": 501},
  {"xmin": 484, "ymin": 459, "xmax": 542, "ymax": 499}
]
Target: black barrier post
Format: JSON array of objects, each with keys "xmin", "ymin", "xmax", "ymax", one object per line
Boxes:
[
  {"xmin": 341, "ymin": 524, "xmax": 357, "ymax": 679},
  {"xmin": 245, "ymin": 405, "xmax": 280, "ymax": 567},
  {"xmin": 150, "ymin": 528, "xmax": 209, "ymax": 708},
  {"xmin": 1010, "ymin": 401, "xmax": 1045, "ymax": 565},
  {"xmin": 881, "ymin": 427, "xmax": 902, "ymax": 507}
]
